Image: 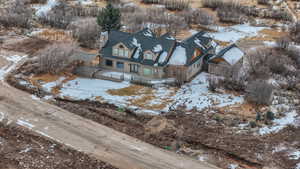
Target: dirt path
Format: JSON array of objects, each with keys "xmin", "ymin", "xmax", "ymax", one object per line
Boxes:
[{"xmin": 0, "ymin": 57, "xmax": 219, "ymax": 169}]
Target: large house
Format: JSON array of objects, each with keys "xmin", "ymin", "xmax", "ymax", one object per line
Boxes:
[{"xmin": 98, "ymin": 28, "xmax": 217, "ymax": 82}]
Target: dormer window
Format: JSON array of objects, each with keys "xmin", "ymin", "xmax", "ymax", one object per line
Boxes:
[
  {"xmin": 113, "ymin": 44, "xmax": 130, "ymax": 58},
  {"xmin": 144, "ymin": 51, "xmax": 154, "ymax": 60}
]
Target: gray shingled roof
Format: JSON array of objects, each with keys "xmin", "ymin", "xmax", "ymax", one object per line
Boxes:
[{"xmin": 100, "ymin": 29, "xmax": 214, "ymax": 67}]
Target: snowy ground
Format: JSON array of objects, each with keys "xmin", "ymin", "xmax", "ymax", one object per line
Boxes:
[
  {"xmin": 0, "ymin": 55, "xmax": 27, "ymax": 81},
  {"xmin": 259, "ymin": 110, "xmax": 299, "ymax": 135},
  {"xmin": 40, "ymin": 72, "xmax": 244, "ymax": 114},
  {"xmin": 206, "ymin": 23, "xmax": 267, "ymax": 44}
]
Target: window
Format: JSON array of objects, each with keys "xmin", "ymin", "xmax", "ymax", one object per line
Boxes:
[
  {"xmin": 124, "ymin": 50, "xmax": 129, "ymax": 57},
  {"xmin": 144, "ymin": 52, "xmax": 153, "ymax": 60},
  {"xmin": 106, "ymin": 59, "xmax": 113, "ymax": 67},
  {"xmin": 118, "ymin": 48, "xmax": 124, "ymax": 57},
  {"xmin": 130, "ymin": 64, "xmax": 139, "ymax": 73},
  {"xmin": 117, "ymin": 61, "xmax": 124, "ymax": 69},
  {"xmin": 113, "ymin": 48, "xmax": 118, "ymax": 56},
  {"xmin": 143, "ymin": 68, "xmax": 152, "ymax": 76}
]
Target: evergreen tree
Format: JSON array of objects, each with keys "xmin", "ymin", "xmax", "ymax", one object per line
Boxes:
[{"xmin": 97, "ymin": 3, "xmax": 121, "ymax": 32}]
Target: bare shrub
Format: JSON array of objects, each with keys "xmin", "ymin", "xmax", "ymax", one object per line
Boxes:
[
  {"xmin": 123, "ymin": 7, "xmax": 188, "ymax": 36},
  {"xmin": 0, "ymin": 0, "xmax": 33, "ymax": 28},
  {"xmin": 246, "ymin": 81, "xmax": 273, "ymax": 105},
  {"xmin": 141, "ymin": 0, "xmax": 160, "ymax": 4},
  {"xmin": 38, "ymin": 1, "xmax": 74, "ymax": 29},
  {"xmin": 276, "ymin": 37, "xmax": 291, "ymax": 50},
  {"xmin": 30, "ymin": 0, "xmax": 47, "ymax": 4},
  {"xmin": 181, "ymin": 9, "xmax": 216, "ymax": 26},
  {"xmin": 202, "ymin": 0, "xmax": 223, "ymax": 9},
  {"xmin": 257, "ymin": 0, "xmax": 270, "ymax": 5},
  {"xmin": 290, "ymin": 21, "xmax": 300, "ymax": 43},
  {"xmin": 208, "ymin": 76, "xmax": 219, "ymax": 91},
  {"xmin": 68, "ymin": 18, "xmax": 101, "ymax": 48},
  {"xmin": 287, "ymin": 47, "xmax": 300, "ymax": 68},
  {"xmin": 36, "ymin": 43, "xmax": 77, "ymax": 74},
  {"xmin": 217, "ymin": 6, "xmax": 246, "ymax": 23},
  {"xmin": 164, "ymin": 0, "xmax": 190, "ymax": 11},
  {"xmin": 246, "ymin": 47, "xmax": 272, "ymax": 78},
  {"xmin": 217, "ymin": 1, "xmax": 246, "ymax": 23}
]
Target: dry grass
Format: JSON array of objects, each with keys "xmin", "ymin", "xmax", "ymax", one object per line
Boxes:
[
  {"xmin": 240, "ymin": 29, "xmax": 288, "ymax": 42},
  {"xmin": 218, "ymin": 103, "xmax": 260, "ymax": 119},
  {"xmin": 29, "ymin": 73, "xmax": 77, "ymax": 94},
  {"xmin": 33, "ymin": 29, "xmax": 74, "ymax": 42},
  {"xmin": 107, "ymin": 85, "xmax": 153, "ymax": 96}
]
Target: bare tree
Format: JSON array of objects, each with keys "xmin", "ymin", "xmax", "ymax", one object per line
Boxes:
[
  {"xmin": 36, "ymin": 43, "xmax": 77, "ymax": 74},
  {"xmin": 245, "ymin": 81, "xmax": 274, "ymax": 105},
  {"xmin": 68, "ymin": 18, "xmax": 101, "ymax": 48}
]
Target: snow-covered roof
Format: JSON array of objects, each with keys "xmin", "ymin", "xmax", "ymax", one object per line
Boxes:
[
  {"xmin": 152, "ymin": 44, "xmax": 162, "ymax": 53},
  {"xmin": 168, "ymin": 46, "xmax": 187, "ymax": 65},
  {"xmin": 158, "ymin": 52, "xmax": 168, "ymax": 64},
  {"xmin": 211, "ymin": 44, "xmax": 244, "ymax": 65},
  {"xmin": 222, "ymin": 46, "xmax": 244, "ymax": 65}
]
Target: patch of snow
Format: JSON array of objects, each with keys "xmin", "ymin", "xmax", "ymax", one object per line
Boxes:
[
  {"xmin": 158, "ymin": 52, "xmax": 168, "ymax": 64},
  {"xmin": 144, "ymin": 29, "xmax": 153, "ymax": 37},
  {"xmin": 228, "ymin": 164, "xmax": 239, "ymax": 169},
  {"xmin": 35, "ymin": 0, "xmax": 58, "ymax": 17},
  {"xmin": 20, "ymin": 147, "xmax": 32, "ymax": 153},
  {"xmin": 17, "ymin": 119, "xmax": 35, "ymax": 129},
  {"xmin": 208, "ymin": 23, "xmax": 267, "ymax": 43},
  {"xmin": 42, "ymin": 77, "xmax": 65, "ymax": 92},
  {"xmin": 259, "ymin": 110, "xmax": 298, "ymax": 135},
  {"xmin": 31, "ymin": 95, "xmax": 40, "ymax": 101},
  {"xmin": 170, "ymin": 73, "xmax": 244, "ymax": 111},
  {"xmin": 153, "ymin": 44, "xmax": 162, "ymax": 53},
  {"xmin": 132, "ymin": 38, "xmax": 142, "ymax": 59},
  {"xmin": 289, "ymin": 150, "xmax": 300, "ymax": 160},
  {"xmin": 43, "ymin": 95, "xmax": 53, "ymax": 100},
  {"xmin": 272, "ymin": 144, "xmax": 287, "ymax": 153},
  {"xmin": 222, "ymin": 46, "xmax": 244, "ymax": 65},
  {"xmin": 168, "ymin": 45, "xmax": 187, "ymax": 65},
  {"xmin": 59, "ymin": 78, "xmax": 130, "ymax": 102},
  {"xmin": 0, "ymin": 55, "xmax": 27, "ymax": 81},
  {"xmin": 166, "ymin": 36, "xmax": 175, "ymax": 40},
  {"xmin": 0, "ymin": 112, "xmax": 5, "ymax": 122},
  {"xmin": 189, "ymin": 30, "xmax": 198, "ymax": 35},
  {"xmin": 296, "ymin": 163, "xmax": 300, "ymax": 169},
  {"xmin": 194, "ymin": 38, "xmax": 206, "ymax": 49},
  {"xmin": 77, "ymin": 0, "xmax": 93, "ymax": 5}
]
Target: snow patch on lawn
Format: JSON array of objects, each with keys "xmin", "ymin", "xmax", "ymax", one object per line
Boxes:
[
  {"xmin": 170, "ymin": 73, "xmax": 244, "ymax": 111},
  {"xmin": 208, "ymin": 23, "xmax": 267, "ymax": 43},
  {"xmin": 60, "ymin": 78, "xmax": 130, "ymax": 104},
  {"xmin": 259, "ymin": 110, "xmax": 298, "ymax": 135},
  {"xmin": 42, "ymin": 77, "xmax": 66, "ymax": 92}
]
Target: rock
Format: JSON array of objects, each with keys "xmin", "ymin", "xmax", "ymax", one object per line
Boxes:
[{"xmin": 144, "ymin": 116, "xmax": 176, "ymax": 135}]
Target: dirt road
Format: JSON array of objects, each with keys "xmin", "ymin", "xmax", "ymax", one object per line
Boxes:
[{"xmin": 0, "ymin": 55, "xmax": 219, "ymax": 169}]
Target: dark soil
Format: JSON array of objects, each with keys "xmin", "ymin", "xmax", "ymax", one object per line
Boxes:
[{"xmin": 0, "ymin": 123, "xmax": 118, "ymax": 169}]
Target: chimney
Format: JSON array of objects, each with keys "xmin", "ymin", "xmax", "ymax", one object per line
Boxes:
[{"xmin": 99, "ymin": 31, "xmax": 108, "ymax": 50}]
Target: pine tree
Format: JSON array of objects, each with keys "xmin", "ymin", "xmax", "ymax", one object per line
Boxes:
[{"xmin": 97, "ymin": 3, "xmax": 121, "ymax": 32}]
